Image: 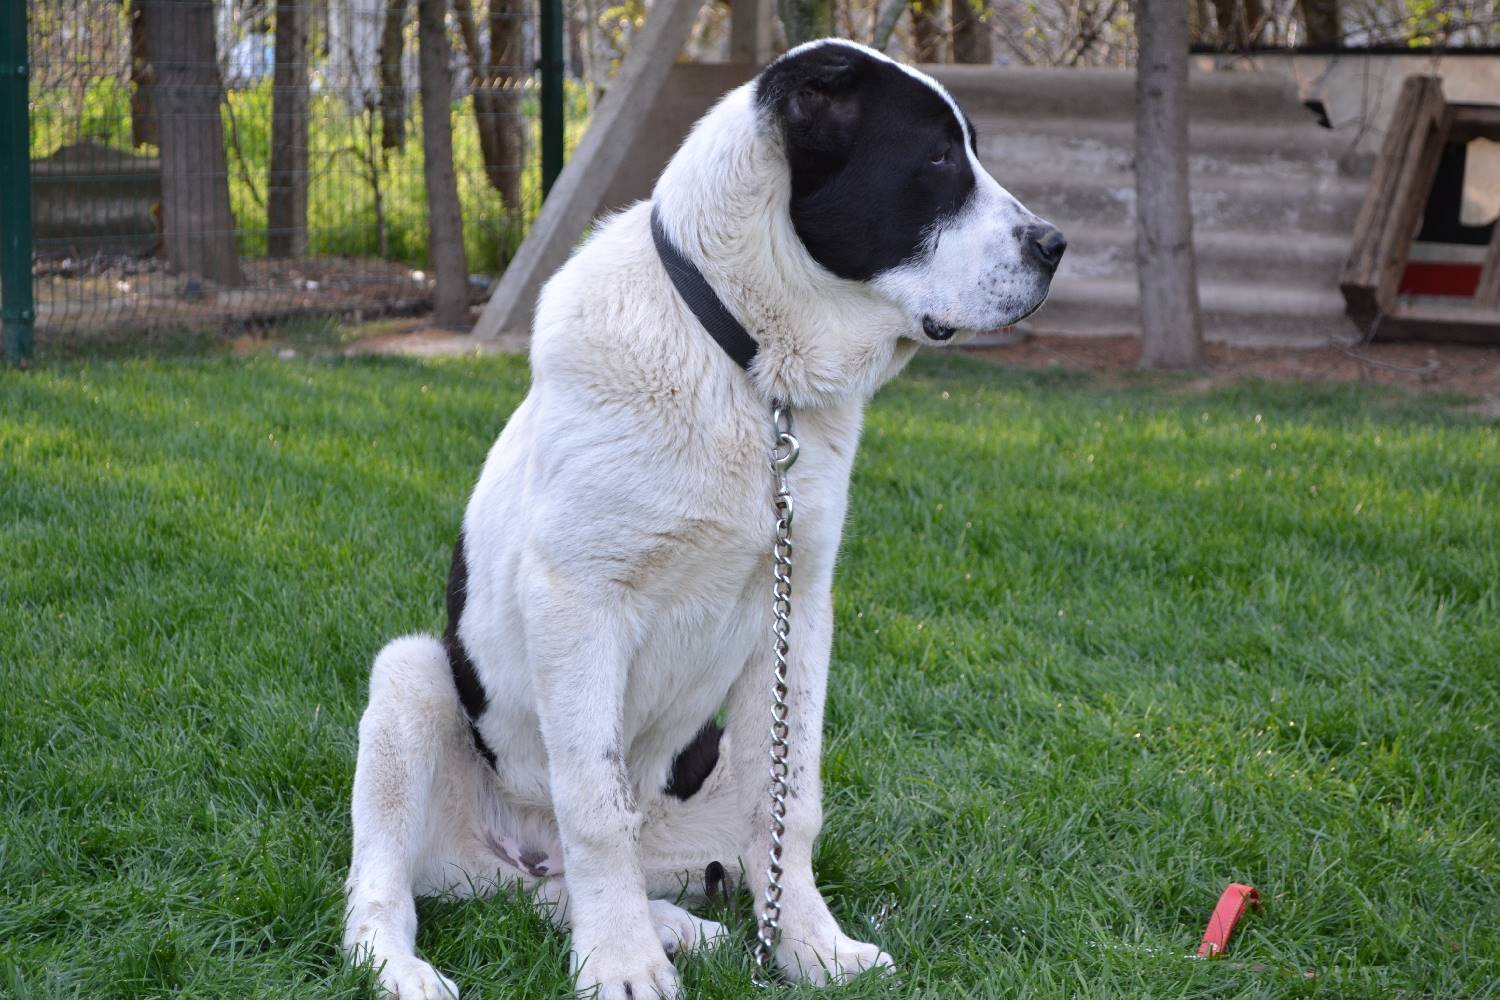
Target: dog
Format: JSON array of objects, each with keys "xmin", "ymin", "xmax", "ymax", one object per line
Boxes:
[{"xmin": 343, "ymin": 38, "xmax": 1064, "ymax": 1000}]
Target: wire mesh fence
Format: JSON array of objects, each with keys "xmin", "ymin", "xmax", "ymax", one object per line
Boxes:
[
  {"xmin": 21, "ymin": 0, "xmax": 579, "ymax": 347},
  {"xmin": 12, "ymin": 0, "xmax": 1495, "ymax": 355}
]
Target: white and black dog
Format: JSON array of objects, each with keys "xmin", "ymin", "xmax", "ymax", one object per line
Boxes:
[{"xmin": 344, "ymin": 38, "xmax": 1064, "ymax": 1000}]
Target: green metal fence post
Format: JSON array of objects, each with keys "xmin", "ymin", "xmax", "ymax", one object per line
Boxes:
[
  {"xmin": 0, "ymin": 0, "xmax": 35, "ymax": 364},
  {"xmin": 539, "ymin": 0, "xmax": 565, "ymax": 196}
]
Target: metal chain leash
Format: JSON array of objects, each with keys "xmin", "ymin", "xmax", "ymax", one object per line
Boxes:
[{"xmin": 753, "ymin": 400, "xmax": 799, "ymax": 987}]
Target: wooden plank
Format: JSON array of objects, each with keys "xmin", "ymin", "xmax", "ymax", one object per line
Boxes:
[
  {"xmin": 1339, "ymin": 75, "xmax": 1451, "ymax": 333},
  {"xmin": 1341, "ymin": 78, "xmax": 1435, "ymax": 289},
  {"xmin": 1379, "ymin": 300, "xmax": 1500, "ymax": 344},
  {"xmin": 1475, "ymin": 222, "xmax": 1500, "ymax": 308},
  {"xmin": 1375, "ymin": 98, "xmax": 1451, "ymax": 304},
  {"xmin": 471, "ymin": 0, "xmax": 707, "ymax": 341},
  {"xmin": 1449, "ymin": 103, "xmax": 1500, "ymax": 144},
  {"xmin": 1443, "ymin": 100, "xmax": 1500, "ymax": 310}
]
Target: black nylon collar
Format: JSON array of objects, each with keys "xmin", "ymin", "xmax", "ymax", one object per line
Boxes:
[{"xmin": 651, "ymin": 206, "xmax": 759, "ymax": 371}]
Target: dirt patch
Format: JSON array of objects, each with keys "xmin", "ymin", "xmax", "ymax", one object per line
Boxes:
[
  {"xmin": 967, "ymin": 335, "xmax": 1500, "ymax": 402},
  {"xmin": 35, "ymin": 255, "xmax": 447, "ymax": 349},
  {"xmin": 277, "ymin": 321, "xmax": 1500, "ymax": 418},
  {"xmin": 331, "ymin": 317, "xmax": 528, "ymax": 358}
]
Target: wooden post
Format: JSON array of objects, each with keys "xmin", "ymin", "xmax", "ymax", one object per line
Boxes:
[
  {"xmin": 1135, "ymin": 0, "xmax": 1203, "ymax": 369},
  {"xmin": 471, "ymin": 0, "xmax": 706, "ymax": 341}
]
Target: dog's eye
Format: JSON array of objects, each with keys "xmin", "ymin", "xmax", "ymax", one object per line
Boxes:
[{"xmin": 930, "ymin": 145, "xmax": 953, "ymax": 166}]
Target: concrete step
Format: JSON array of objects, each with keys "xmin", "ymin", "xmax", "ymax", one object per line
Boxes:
[
  {"xmin": 1059, "ymin": 226, "xmax": 1350, "ymax": 287},
  {"xmin": 1029, "ymin": 276, "xmax": 1354, "ymax": 347},
  {"xmin": 1002, "ymin": 170, "xmax": 1367, "ymax": 237},
  {"xmin": 974, "ymin": 118, "xmax": 1355, "ymax": 180},
  {"xmin": 927, "ymin": 64, "xmax": 1317, "ymax": 126},
  {"xmin": 917, "ymin": 64, "xmax": 1367, "ymax": 345}
]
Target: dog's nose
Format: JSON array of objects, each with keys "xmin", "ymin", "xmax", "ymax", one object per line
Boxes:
[{"xmin": 1025, "ymin": 224, "xmax": 1067, "ymax": 270}]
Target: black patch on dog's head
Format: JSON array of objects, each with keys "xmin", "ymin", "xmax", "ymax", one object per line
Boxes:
[{"xmin": 756, "ymin": 42, "xmax": 976, "ymax": 281}]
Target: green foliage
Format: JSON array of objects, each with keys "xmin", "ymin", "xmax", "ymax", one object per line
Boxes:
[
  {"xmin": 218, "ymin": 81, "xmax": 588, "ymax": 273},
  {"xmin": 779, "ymin": 0, "xmax": 836, "ymax": 46},
  {"xmin": 30, "ymin": 75, "xmax": 590, "ymax": 276},
  {"xmin": 2, "ymin": 354, "xmax": 1497, "ymax": 996},
  {"xmin": 30, "ymin": 75, "xmax": 136, "ymax": 154}
]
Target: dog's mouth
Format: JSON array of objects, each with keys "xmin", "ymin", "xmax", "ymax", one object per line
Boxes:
[{"xmin": 921, "ymin": 315, "xmax": 957, "ymax": 341}]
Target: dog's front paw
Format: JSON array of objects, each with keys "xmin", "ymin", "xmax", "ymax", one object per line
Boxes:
[
  {"xmin": 572, "ymin": 931, "xmax": 680, "ymax": 999},
  {"xmin": 777, "ymin": 925, "xmax": 894, "ymax": 987},
  {"xmin": 375, "ymin": 954, "xmax": 459, "ymax": 999},
  {"xmin": 648, "ymin": 898, "xmax": 730, "ymax": 959}
]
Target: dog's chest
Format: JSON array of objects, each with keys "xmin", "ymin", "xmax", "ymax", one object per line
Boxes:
[
  {"xmin": 621, "ymin": 404, "xmax": 862, "ymax": 738},
  {"xmin": 633, "ymin": 399, "xmax": 858, "ymax": 600}
]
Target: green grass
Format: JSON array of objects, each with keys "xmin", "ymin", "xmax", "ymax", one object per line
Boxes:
[{"xmin": 2, "ymin": 353, "xmax": 1497, "ymax": 998}]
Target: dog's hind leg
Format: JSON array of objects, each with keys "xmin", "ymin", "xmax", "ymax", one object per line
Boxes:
[{"xmin": 344, "ymin": 635, "xmax": 489, "ymax": 1000}]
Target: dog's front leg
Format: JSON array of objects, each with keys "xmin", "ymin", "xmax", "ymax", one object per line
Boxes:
[
  {"xmin": 529, "ymin": 592, "xmax": 679, "ymax": 1000},
  {"xmin": 725, "ymin": 584, "xmax": 895, "ymax": 985}
]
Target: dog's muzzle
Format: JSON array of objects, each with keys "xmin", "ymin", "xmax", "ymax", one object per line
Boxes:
[
  {"xmin": 1025, "ymin": 223, "xmax": 1068, "ymax": 273},
  {"xmin": 922, "ymin": 316, "xmax": 957, "ymax": 341}
]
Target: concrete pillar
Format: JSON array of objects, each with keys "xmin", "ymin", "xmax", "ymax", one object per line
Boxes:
[{"xmin": 472, "ymin": 0, "xmax": 707, "ymax": 341}]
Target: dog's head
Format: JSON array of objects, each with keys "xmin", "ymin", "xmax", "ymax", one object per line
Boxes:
[{"xmin": 756, "ymin": 39, "xmax": 1064, "ymax": 342}]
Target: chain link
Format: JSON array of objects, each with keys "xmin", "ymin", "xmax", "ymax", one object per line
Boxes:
[{"xmin": 753, "ymin": 400, "xmax": 799, "ymax": 987}]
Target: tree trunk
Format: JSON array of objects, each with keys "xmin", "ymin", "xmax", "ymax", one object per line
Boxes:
[
  {"xmin": 485, "ymin": 0, "xmax": 527, "ymax": 209},
  {"xmin": 1243, "ymin": 0, "xmax": 1265, "ymax": 43},
  {"xmin": 1210, "ymin": 0, "xmax": 1264, "ymax": 48},
  {"xmin": 1135, "ymin": 0, "xmax": 1202, "ymax": 368},
  {"xmin": 951, "ymin": 0, "xmax": 991, "ymax": 63},
  {"xmin": 378, "ymin": 0, "xmax": 408, "ymax": 150},
  {"xmin": 568, "ymin": 0, "xmax": 587, "ymax": 76},
  {"xmin": 871, "ymin": 0, "xmax": 909, "ymax": 51},
  {"xmin": 779, "ymin": 0, "xmax": 834, "ymax": 46},
  {"xmin": 418, "ymin": 0, "xmax": 470, "ymax": 327},
  {"xmin": 452, "ymin": 0, "xmax": 527, "ymax": 209},
  {"xmin": 268, "ymin": 0, "xmax": 309, "ymax": 258},
  {"xmin": 909, "ymin": 0, "xmax": 943, "ymax": 62},
  {"xmin": 128, "ymin": 0, "xmax": 157, "ymax": 147},
  {"xmin": 1189, "ymin": 0, "xmax": 1212, "ymax": 45},
  {"xmin": 581, "ymin": 0, "xmax": 601, "ymax": 109},
  {"xmin": 1298, "ymin": 0, "xmax": 1340, "ymax": 47},
  {"xmin": 731, "ymin": 0, "xmax": 775, "ymax": 63},
  {"xmin": 141, "ymin": 0, "xmax": 242, "ymax": 286}
]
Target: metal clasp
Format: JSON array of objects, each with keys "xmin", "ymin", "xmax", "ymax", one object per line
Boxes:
[{"xmin": 770, "ymin": 402, "xmax": 799, "ymax": 475}]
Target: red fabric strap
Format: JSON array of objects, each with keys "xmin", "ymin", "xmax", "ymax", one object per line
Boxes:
[{"xmin": 1197, "ymin": 883, "xmax": 1260, "ymax": 959}]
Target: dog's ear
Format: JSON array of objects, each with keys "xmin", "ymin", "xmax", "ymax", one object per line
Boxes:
[{"xmin": 757, "ymin": 45, "xmax": 865, "ymax": 159}]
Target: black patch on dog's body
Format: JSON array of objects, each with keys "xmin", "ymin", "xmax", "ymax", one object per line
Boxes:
[
  {"xmin": 704, "ymin": 861, "xmax": 726, "ymax": 898},
  {"xmin": 756, "ymin": 42, "xmax": 975, "ymax": 281},
  {"xmin": 444, "ymin": 531, "xmax": 497, "ymax": 768},
  {"xmin": 664, "ymin": 721, "xmax": 723, "ymax": 800}
]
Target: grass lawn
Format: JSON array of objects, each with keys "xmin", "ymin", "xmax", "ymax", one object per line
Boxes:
[{"xmin": 2, "ymin": 352, "xmax": 1497, "ymax": 998}]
